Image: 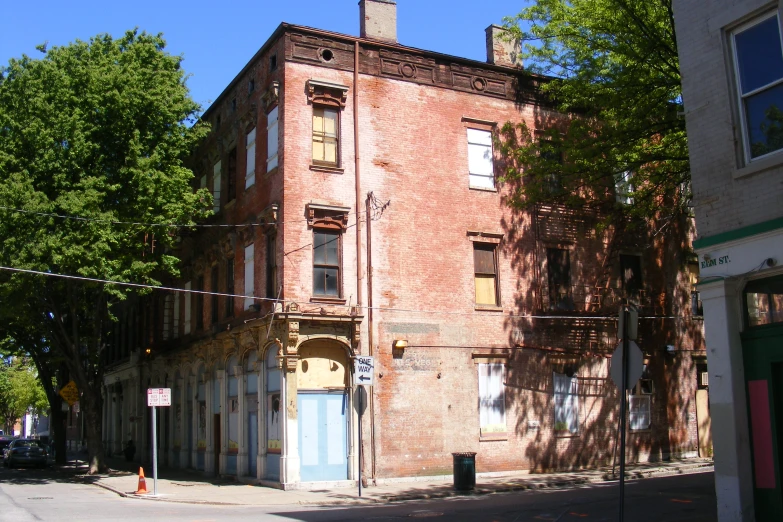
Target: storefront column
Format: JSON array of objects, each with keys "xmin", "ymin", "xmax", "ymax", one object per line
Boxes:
[
  {"xmin": 189, "ymin": 376, "xmax": 198, "ymax": 469},
  {"xmin": 256, "ymin": 370, "xmax": 265, "ymax": 480},
  {"xmin": 217, "ymin": 369, "xmax": 227, "ymax": 475},
  {"xmin": 701, "ymin": 278, "xmax": 755, "ymax": 521},
  {"xmin": 205, "ymin": 372, "xmax": 215, "ymax": 475},
  {"xmin": 279, "ymin": 367, "xmax": 299, "ymax": 488},
  {"xmin": 236, "ymin": 365, "xmax": 247, "ymax": 477}
]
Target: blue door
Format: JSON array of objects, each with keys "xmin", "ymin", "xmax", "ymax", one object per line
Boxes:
[
  {"xmin": 248, "ymin": 412, "xmax": 258, "ymax": 477},
  {"xmin": 298, "ymin": 392, "xmax": 347, "ymax": 482}
]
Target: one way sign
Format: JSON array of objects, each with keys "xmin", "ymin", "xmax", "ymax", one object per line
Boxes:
[{"xmin": 353, "ymin": 356, "xmax": 374, "ymax": 387}]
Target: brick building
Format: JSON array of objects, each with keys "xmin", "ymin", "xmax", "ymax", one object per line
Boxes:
[
  {"xmin": 673, "ymin": 1, "xmax": 783, "ymax": 520},
  {"xmin": 103, "ymin": 0, "xmax": 705, "ymax": 490}
]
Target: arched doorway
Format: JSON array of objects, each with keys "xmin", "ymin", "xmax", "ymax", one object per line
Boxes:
[{"xmin": 296, "ymin": 340, "xmax": 350, "ymax": 482}]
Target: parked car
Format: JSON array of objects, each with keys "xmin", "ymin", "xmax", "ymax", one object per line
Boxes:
[
  {"xmin": 3, "ymin": 439, "xmax": 49, "ymax": 468},
  {"xmin": 0, "ymin": 437, "xmax": 15, "ymax": 458}
]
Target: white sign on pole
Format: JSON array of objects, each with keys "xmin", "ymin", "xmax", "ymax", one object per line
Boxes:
[
  {"xmin": 147, "ymin": 388, "xmax": 172, "ymax": 407},
  {"xmin": 353, "ymin": 356, "xmax": 374, "ymax": 386}
]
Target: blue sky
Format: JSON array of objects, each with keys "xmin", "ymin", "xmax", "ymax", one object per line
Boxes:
[{"xmin": 2, "ymin": 1, "xmax": 528, "ymax": 113}]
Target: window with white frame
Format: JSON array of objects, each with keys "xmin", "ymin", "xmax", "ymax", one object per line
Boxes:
[
  {"xmin": 246, "ymin": 128, "xmax": 256, "ymax": 188},
  {"xmin": 478, "ymin": 363, "xmax": 506, "ymax": 435},
  {"xmin": 212, "ymin": 161, "xmax": 221, "ymax": 213},
  {"xmin": 553, "ymin": 372, "xmax": 579, "ymax": 433},
  {"xmin": 732, "ymin": 12, "xmax": 783, "ymax": 161},
  {"xmin": 267, "ymin": 107, "xmax": 278, "ymax": 172},
  {"xmin": 629, "ymin": 366, "xmax": 653, "ymax": 430},
  {"xmin": 244, "ymin": 244, "xmax": 255, "ymax": 310},
  {"xmin": 467, "ymin": 128, "xmax": 495, "ymax": 189},
  {"xmin": 615, "ymin": 171, "xmax": 634, "ymax": 205}
]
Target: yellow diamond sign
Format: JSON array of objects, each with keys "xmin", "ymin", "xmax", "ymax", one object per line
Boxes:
[{"xmin": 59, "ymin": 380, "xmax": 79, "ymax": 406}]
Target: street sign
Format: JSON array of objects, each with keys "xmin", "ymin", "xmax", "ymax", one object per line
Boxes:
[
  {"xmin": 59, "ymin": 380, "xmax": 79, "ymax": 406},
  {"xmin": 147, "ymin": 388, "xmax": 172, "ymax": 407},
  {"xmin": 353, "ymin": 356, "xmax": 374, "ymax": 386},
  {"xmin": 610, "ymin": 340, "xmax": 644, "ymax": 390},
  {"xmin": 354, "ymin": 386, "xmax": 368, "ymax": 415}
]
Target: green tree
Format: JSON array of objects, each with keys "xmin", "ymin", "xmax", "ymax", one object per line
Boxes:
[
  {"xmin": 499, "ymin": 0, "xmax": 688, "ymax": 222},
  {"xmin": 0, "ymin": 30, "xmax": 211, "ymax": 472},
  {"xmin": 0, "ymin": 357, "xmax": 48, "ymax": 435}
]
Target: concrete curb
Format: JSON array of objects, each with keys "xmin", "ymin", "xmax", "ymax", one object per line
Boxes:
[{"xmin": 84, "ymin": 462, "xmax": 714, "ymax": 507}]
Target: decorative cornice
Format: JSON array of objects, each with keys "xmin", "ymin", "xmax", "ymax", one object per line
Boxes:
[
  {"xmin": 306, "ymin": 79, "xmax": 349, "ymax": 108},
  {"xmin": 262, "ymin": 81, "xmax": 279, "ymax": 111},
  {"xmin": 306, "ymin": 203, "xmax": 350, "ymax": 231}
]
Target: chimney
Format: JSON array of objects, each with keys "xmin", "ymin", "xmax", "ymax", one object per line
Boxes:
[
  {"xmin": 486, "ymin": 25, "xmax": 522, "ymax": 68},
  {"xmin": 360, "ymin": 0, "xmax": 397, "ymax": 43}
]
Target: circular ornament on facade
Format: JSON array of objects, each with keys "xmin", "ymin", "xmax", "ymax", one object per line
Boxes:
[
  {"xmin": 400, "ymin": 62, "xmax": 416, "ymax": 78},
  {"xmin": 472, "ymin": 77, "xmax": 487, "ymax": 91},
  {"xmin": 320, "ymin": 48, "xmax": 335, "ymax": 62}
]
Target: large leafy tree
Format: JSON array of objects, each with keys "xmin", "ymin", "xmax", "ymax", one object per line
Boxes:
[
  {"xmin": 499, "ymin": 0, "xmax": 688, "ymax": 222},
  {"xmin": 0, "ymin": 30, "xmax": 210, "ymax": 472},
  {"xmin": 0, "ymin": 357, "xmax": 48, "ymax": 435}
]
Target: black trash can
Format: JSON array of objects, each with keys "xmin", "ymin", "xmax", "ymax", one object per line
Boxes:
[{"xmin": 452, "ymin": 452, "xmax": 477, "ymax": 491}]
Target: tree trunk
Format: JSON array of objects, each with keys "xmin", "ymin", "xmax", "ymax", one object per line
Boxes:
[{"xmin": 79, "ymin": 385, "xmax": 106, "ymax": 474}]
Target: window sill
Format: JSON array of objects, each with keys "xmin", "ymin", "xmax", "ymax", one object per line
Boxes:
[
  {"xmin": 734, "ymin": 150, "xmax": 783, "ymax": 179},
  {"xmin": 310, "ymin": 164, "xmax": 344, "ymax": 174},
  {"xmin": 475, "ymin": 305, "xmax": 503, "ymax": 312},
  {"xmin": 554, "ymin": 431, "xmax": 580, "ymax": 438},
  {"xmin": 224, "ymin": 199, "xmax": 236, "ymax": 210},
  {"xmin": 265, "ymin": 167, "xmax": 278, "ymax": 178},
  {"xmin": 480, "ymin": 433, "xmax": 508, "ymax": 442},
  {"xmin": 629, "ymin": 428, "xmax": 652, "ymax": 434},
  {"xmin": 310, "ymin": 296, "xmax": 346, "ymax": 305},
  {"xmin": 469, "ymin": 185, "xmax": 497, "ymax": 193}
]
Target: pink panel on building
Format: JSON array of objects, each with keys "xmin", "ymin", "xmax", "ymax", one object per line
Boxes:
[{"xmin": 749, "ymin": 380, "xmax": 776, "ymax": 489}]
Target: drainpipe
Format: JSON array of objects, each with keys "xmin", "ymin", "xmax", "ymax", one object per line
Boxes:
[
  {"xmin": 366, "ymin": 193, "xmax": 377, "ymax": 482},
  {"xmin": 354, "ymin": 41, "xmax": 363, "ymax": 308}
]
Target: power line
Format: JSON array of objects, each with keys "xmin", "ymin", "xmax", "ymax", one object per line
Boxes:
[
  {"xmin": 0, "ymin": 265, "xmax": 692, "ymax": 321},
  {"xmin": 0, "ymin": 205, "xmax": 368, "ymax": 229}
]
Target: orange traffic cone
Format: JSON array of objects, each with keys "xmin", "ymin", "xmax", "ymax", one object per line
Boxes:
[{"xmin": 135, "ymin": 467, "xmax": 148, "ymax": 494}]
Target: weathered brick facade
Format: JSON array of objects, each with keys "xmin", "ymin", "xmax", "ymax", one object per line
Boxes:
[{"xmin": 103, "ymin": 1, "xmax": 705, "ymax": 488}]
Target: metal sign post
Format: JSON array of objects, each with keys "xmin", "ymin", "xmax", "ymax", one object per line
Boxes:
[
  {"xmin": 147, "ymin": 388, "xmax": 172, "ymax": 497},
  {"xmin": 619, "ymin": 306, "xmax": 628, "ymax": 522},
  {"xmin": 353, "ymin": 358, "xmax": 373, "ymax": 498}
]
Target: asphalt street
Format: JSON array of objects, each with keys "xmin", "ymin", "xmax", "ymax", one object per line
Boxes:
[{"xmin": 0, "ymin": 464, "xmax": 717, "ymax": 522}]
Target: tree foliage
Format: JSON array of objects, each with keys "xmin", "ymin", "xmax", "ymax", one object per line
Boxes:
[
  {"xmin": 0, "ymin": 357, "xmax": 48, "ymax": 434},
  {"xmin": 500, "ymin": 0, "xmax": 688, "ymax": 222},
  {"xmin": 0, "ymin": 29, "xmax": 211, "ymax": 472}
]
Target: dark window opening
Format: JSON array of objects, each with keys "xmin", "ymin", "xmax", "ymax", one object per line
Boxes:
[
  {"xmin": 321, "ymin": 49, "xmax": 334, "ymax": 62},
  {"xmin": 196, "ymin": 275, "xmax": 204, "ymax": 330},
  {"xmin": 225, "ymin": 260, "xmax": 234, "ymax": 318},
  {"xmin": 227, "ymin": 147, "xmax": 237, "ymax": 202},
  {"xmin": 620, "ymin": 254, "xmax": 643, "ymax": 297},
  {"xmin": 211, "ymin": 266, "xmax": 219, "ymax": 325},
  {"xmin": 266, "ymin": 234, "xmax": 277, "ymax": 298},
  {"xmin": 313, "ymin": 230, "xmax": 340, "ymax": 297},
  {"xmin": 270, "ymin": 55, "xmax": 277, "ymax": 71},
  {"xmin": 231, "ymin": 98, "xmax": 236, "ymax": 112},
  {"xmin": 547, "ymin": 248, "xmax": 573, "ymax": 310},
  {"xmin": 248, "ymin": 79, "xmax": 255, "ymax": 93}
]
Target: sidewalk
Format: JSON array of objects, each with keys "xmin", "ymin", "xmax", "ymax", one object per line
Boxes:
[{"xmin": 66, "ymin": 455, "xmax": 714, "ymax": 507}]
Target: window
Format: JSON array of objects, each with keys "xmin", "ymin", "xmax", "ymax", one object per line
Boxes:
[
  {"xmin": 620, "ymin": 254, "xmax": 643, "ymax": 297},
  {"xmin": 267, "ymin": 108, "xmax": 278, "ymax": 172},
  {"xmin": 173, "ymin": 289, "xmax": 180, "ymax": 338},
  {"xmin": 212, "ymin": 161, "xmax": 221, "ymax": 213},
  {"xmin": 732, "ymin": 13, "xmax": 783, "ymax": 160},
  {"xmin": 163, "ymin": 294, "xmax": 173, "ymax": 340},
  {"xmin": 553, "ymin": 372, "xmax": 579, "ymax": 434},
  {"xmin": 196, "ymin": 275, "xmax": 204, "ymax": 330},
  {"xmin": 225, "ymin": 260, "xmax": 234, "ymax": 318},
  {"xmin": 745, "ymin": 275, "xmax": 783, "ymax": 327},
  {"xmin": 246, "ymin": 128, "xmax": 257, "ymax": 188},
  {"xmin": 540, "ymin": 139, "xmax": 564, "ymax": 195},
  {"xmin": 312, "ymin": 107, "xmax": 338, "ymax": 166},
  {"xmin": 244, "ymin": 244, "xmax": 255, "ymax": 310},
  {"xmin": 478, "ymin": 363, "xmax": 506, "ymax": 435},
  {"xmin": 200, "ymin": 174, "xmax": 207, "ymax": 189},
  {"xmin": 615, "ymin": 171, "xmax": 634, "ymax": 205},
  {"xmin": 467, "ymin": 128, "xmax": 494, "ymax": 189},
  {"xmin": 210, "ymin": 266, "xmax": 219, "ymax": 325},
  {"xmin": 248, "ymin": 79, "xmax": 255, "ymax": 93},
  {"xmin": 227, "ymin": 147, "xmax": 237, "ymax": 202},
  {"xmin": 313, "ymin": 230, "xmax": 340, "ymax": 297},
  {"xmin": 547, "ymin": 248, "xmax": 573, "ymax": 310},
  {"xmin": 184, "ymin": 281, "xmax": 192, "ymax": 335},
  {"xmin": 629, "ymin": 396, "xmax": 651, "ymax": 430},
  {"xmin": 266, "ymin": 234, "xmax": 277, "ymax": 298},
  {"xmin": 474, "ymin": 243, "xmax": 498, "ymax": 306},
  {"xmin": 269, "ymin": 54, "xmax": 277, "ymax": 71}
]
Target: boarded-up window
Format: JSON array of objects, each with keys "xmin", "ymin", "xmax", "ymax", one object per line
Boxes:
[
  {"xmin": 183, "ymin": 281, "xmax": 192, "ymax": 335},
  {"xmin": 312, "ymin": 108, "xmax": 338, "ymax": 165},
  {"xmin": 210, "ymin": 266, "xmax": 219, "ymax": 325},
  {"xmin": 196, "ymin": 275, "xmax": 204, "ymax": 330},
  {"xmin": 173, "ymin": 289, "xmax": 180, "ymax": 338},
  {"xmin": 246, "ymin": 127, "xmax": 257, "ymax": 187},
  {"xmin": 474, "ymin": 243, "xmax": 498, "ymax": 306},
  {"xmin": 227, "ymin": 147, "xmax": 237, "ymax": 202},
  {"xmin": 467, "ymin": 129, "xmax": 494, "ymax": 189},
  {"xmin": 479, "ymin": 363, "xmax": 505, "ymax": 434},
  {"xmin": 553, "ymin": 372, "xmax": 579, "ymax": 433},
  {"xmin": 266, "ymin": 107, "xmax": 278, "ymax": 172},
  {"xmin": 313, "ymin": 230, "xmax": 340, "ymax": 296},
  {"xmin": 620, "ymin": 254, "xmax": 643, "ymax": 295},
  {"xmin": 212, "ymin": 161, "xmax": 221, "ymax": 213},
  {"xmin": 547, "ymin": 248, "xmax": 573, "ymax": 310},
  {"xmin": 225, "ymin": 260, "xmax": 234, "ymax": 318},
  {"xmin": 266, "ymin": 234, "xmax": 277, "ymax": 298}
]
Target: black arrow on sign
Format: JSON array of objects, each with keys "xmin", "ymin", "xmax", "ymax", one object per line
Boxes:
[{"xmin": 359, "ymin": 375, "xmax": 371, "ymax": 381}]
